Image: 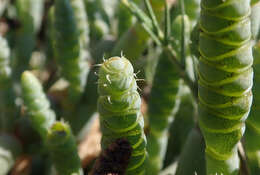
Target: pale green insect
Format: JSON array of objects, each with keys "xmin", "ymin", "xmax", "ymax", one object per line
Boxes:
[
  {"xmin": 198, "ymin": 0, "xmax": 253, "ymax": 174},
  {"xmin": 98, "ymin": 56, "xmax": 147, "ymax": 175}
]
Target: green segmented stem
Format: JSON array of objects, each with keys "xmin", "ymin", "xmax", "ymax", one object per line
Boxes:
[
  {"xmin": 21, "ymin": 71, "xmax": 56, "ymax": 139},
  {"xmin": 15, "ymin": 0, "xmax": 44, "ymax": 33},
  {"xmin": 53, "ymin": 0, "xmax": 89, "ymax": 102},
  {"xmin": 98, "ymin": 56, "xmax": 147, "ymax": 175},
  {"xmin": 0, "ymin": 36, "xmax": 16, "ymax": 131},
  {"xmin": 198, "ymin": 0, "xmax": 253, "ymax": 174},
  {"xmin": 47, "ymin": 122, "xmax": 83, "ymax": 175},
  {"xmin": 146, "ymin": 14, "xmax": 192, "ymax": 174},
  {"xmin": 163, "ymin": 85, "xmax": 195, "ymax": 168},
  {"xmin": 251, "ymin": 0, "xmax": 260, "ymax": 40},
  {"xmin": 245, "ymin": 43, "xmax": 260, "ymax": 174},
  {"xmin": 84, "ymin": 0, "xmax": 110, "ymax": 42},
  {"xmin": 14, "ymin": 0, "xmax": 44, "ymax": 76},
  {"xmin": 146, "ymin": 51, "xmax": 181, "ymax": 175},
  {"xmin": 60, "ymin": 0, "xmax": 103, "ymax": 131},
  {"xmin": 70, "ymin": 0, "xmax": 92, "ymax": 90},
  {"xmin": 0, "ymin": 134, "xmax": 22, "ymax": 175},
  {"xmin": 71, "ymin": 0, "xmax": 90, "ymax": 49},
  {"xmin": 175, "ymin": 128, "xmax": 206, "ymax": 175},
  {"xmin": 21, "ymin": 0, "xmax": 44, "ymax": 31},
  {"xmin": 244, "ymin": 2, "xmax": 260, "ymax": 173},
  {"xmin": 71, "ymin": 0, "xmax": 92, "ymax": 66}
]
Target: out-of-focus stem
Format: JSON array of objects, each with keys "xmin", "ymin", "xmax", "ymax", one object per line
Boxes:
[
  {"xmin": 47, "ymin": 122, "xmax": 83, "ymax": 175},
  {"xmin": 0, "ymin": 36, "xmax": 17, "ymax": 131},
  {"xmin": 0, "ymin": 134, "xmax": 22, "ymax": 175}
]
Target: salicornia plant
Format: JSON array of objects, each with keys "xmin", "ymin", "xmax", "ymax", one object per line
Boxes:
[
  {"xmin": 53, "ymin": 0, "xmax": 89, "ymax": 103},
  {"xmin": 198, "ymin": 0, "xmax": 253, "ymax": 174},
  {"xmin": 1, "ymin": 0, "xmax": 260, "ymax": 174},
  {"xmin": 244, "ymin": 42, "xmax": 260, "ymax": 175},
  {"xmin": 21, "ymin": 71, "xmax": 56, "ymax": 139},
  {"xmin": 14, "ymin": 0, "xmax": 44, "ymax": 77},
  {"xmin": 47, "ymin": 121, "xmax": 83, "ymax": 175},
  {"xmin": 0, "ymin": 36, "xmax": 17, "ymax": 131},
  {"xmin": 97, "ymin": 56, "xmax": 147, "ymax": 174},
  {"xmin": 146, "ymin": 51, "xmax": 181, "ymax": 175}
]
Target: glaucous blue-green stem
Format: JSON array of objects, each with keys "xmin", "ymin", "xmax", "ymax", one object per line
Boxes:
[{"xmin": 198, "ymin": 0, "xmax": 253, "ymax": 174}]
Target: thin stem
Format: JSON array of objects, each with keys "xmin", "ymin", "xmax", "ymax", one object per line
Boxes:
[
  {"xmin": 180, "ymin": 0, "xmax": 186, "ymax": 68},
  {"xmin": 144, "ymin": 0, "xmax": 161, "ymax": 36},
  {"xmin": 164, "ymin": 0, "xmax": 171, "ymax": 45},
  {"xmin": 238, "ymin": 141, "xmax": 250, "ymax": 175},
  {"xmin": 121, "ymin": 0, "xmax": 198, "ymax": 100},
  {"xmin": 121, "ymin": 0, "xmax": 161, "ymax": 45},
  {"xmin": 44, "ymin": 68, "xmax": 58, "ymax": 92}
]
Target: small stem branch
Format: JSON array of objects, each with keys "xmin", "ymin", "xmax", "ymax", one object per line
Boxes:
[
  {"xmin": 238, "ymin": 142, "xmax": 250, "ymax": 175},
  {"xmin": 144, "ymin": 0, "xmax": 161, "ymax": 36},
  {"xmin": 121, "ymin": 0, "xmax": 198, "ymax": 100}
]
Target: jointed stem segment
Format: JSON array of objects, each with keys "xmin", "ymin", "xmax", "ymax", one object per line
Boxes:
[{"xmin": 198, "ymin": 0, "xmax": 253, "ymax": 174}]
